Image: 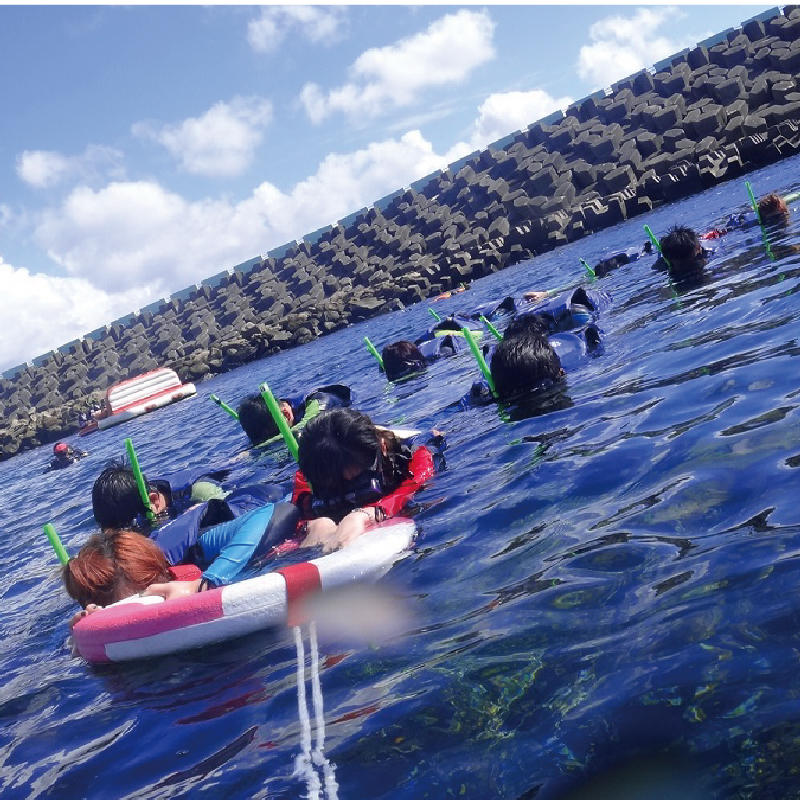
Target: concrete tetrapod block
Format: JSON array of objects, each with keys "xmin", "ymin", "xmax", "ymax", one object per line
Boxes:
[{"xmin": 710, "ymin": 76, "xmax": 746, "ymax": 104}]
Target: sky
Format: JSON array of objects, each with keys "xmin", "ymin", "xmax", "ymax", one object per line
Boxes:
[{"xmin": 0, "ymin": 3, "xmax": 775, "ymax": 373}]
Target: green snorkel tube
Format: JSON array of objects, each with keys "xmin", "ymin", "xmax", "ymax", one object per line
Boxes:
[
  {"xmin": 580, "ymin": 258, "xmax": 596, "ymax": 280},
  {"xmin": 259, "ymin": 382, "xmax": 300, "ymax": 463},
  {"xmin": 125, "ymin": 437, "xmax": 156, "ymax": 526},
  {"xmin": 429, "ymin": 308, "xmax": 441, "ymax": 322},
  {"xmin": 462, "ymin": 326, "xmax": 497, "ymax": 398},
  {"xmin": 643, "ymin": 224, "xmax": 669, "ymax": 270},
  {"xmin": 210, "ymin": 394, "xmax": 239, "ymax": 421},
  {"xmin": 364, "ymin": 336, "xmax": 385, "ymax": 371},
  {"xmin": 644, "ymin": 223, "xmax": 680, "ymax": 303},
  {"xmin": 44, "ymin": 523, "xmax": 69, "ymax": 565},
  {"xmin": 746, "ymin": 180, "xmax": 776, "ymax": 262},
  {"xmin": 480, "ymin": 315, "xmax": 503, "ymax": 342}
]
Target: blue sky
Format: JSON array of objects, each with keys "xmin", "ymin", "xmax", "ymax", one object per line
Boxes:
[{"xmin": 0, "ymin": 4, "xmax": 773, "ymax": 371}]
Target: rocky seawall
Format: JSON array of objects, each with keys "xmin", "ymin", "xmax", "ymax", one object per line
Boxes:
[{"xmin": 3, "ymin": 7, "xmax": 800, "ymax": 460}]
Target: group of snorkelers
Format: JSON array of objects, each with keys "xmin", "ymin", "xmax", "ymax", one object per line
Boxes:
[{"xmin": 62, "ymin": 188, "xmax": 793, "ymax": 622}]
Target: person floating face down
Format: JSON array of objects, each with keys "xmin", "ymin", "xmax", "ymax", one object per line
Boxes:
[
  {"xmin": 292, "ymin": 407, "xmax": 437, "ymax": 553},
  {"xmin": 237, "ymin": 384, "xmax": 352, "ymax": 446}
]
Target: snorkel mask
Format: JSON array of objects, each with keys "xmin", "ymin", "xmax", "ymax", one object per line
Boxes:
[{"xmin": 310, "ymin": 446, "xmax": 385, "ymax": 518}]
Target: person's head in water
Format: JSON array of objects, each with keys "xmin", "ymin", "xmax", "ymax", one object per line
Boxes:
[
  {"xmin": 91, "ymin": 460, "xmax": 169, "ymax": 530},
  {"xmin": 490, "ymin": 330, "xmax": 564, "ymax": 402},
  {"xmin": 503, "ymin": 312, "xmax": 550, "ymax": 341},
  {"xmin": 53, "ymin": 442, "xmax": 70, "ymax": 462},
  {"xmin": 758, "ymin": 193, "xmax": 790, "ymax": 226},
  {"xmin": 660, "ymin": 225, "xmax": 706, "ymax": 282},
  {"xmin": 297, "ymin": 407, "xmax": 410, "ymax": 517},
  {"xmin": 238, "ymin": 393, "xmax": 295, "ymax": 445},
  {"xmin": 63, "ymin": 530, "xmax": 171, "ymax": 608},
  {"xmin": 381, "ymin": 340, "xmax": 427, "ymax": 381}
]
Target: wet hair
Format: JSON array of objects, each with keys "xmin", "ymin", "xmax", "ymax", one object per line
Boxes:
[
  {"xmin": 63, "ymin": 530, "xmax": 170, "ymax": 608},
  {"xmin": 758, "ymin": 192, "xmax": 789, "ymax": 223},
  {"xmin": 504, "ymin": 312, "xmax": 550, "ymax": 340},
  {"xmin": 643, "ymin": 240, "xmax": 653, "ymax": 254},
  {"xmin": 490, "ymin": 331, "xmax": 563, "ymax": 402},
  {"xmin": 92, "ymin": 460, "xmax": 153, "ymax": 530},
  {"xmin": 297, "ymin": 407, "xmax": 409, "ymax": 500},
  {"xmin": 238, "ymin": 393, "xmax": 279, "ymax": 444},
  {"xmin": 382, "ymin": 341, "xmax": 428, "ymax": 381},
  {"xmin": 660, "ymin": 225, "xmax": 701, "ymax": 263}
]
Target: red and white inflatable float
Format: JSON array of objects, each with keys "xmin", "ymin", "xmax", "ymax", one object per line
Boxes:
[
  {"xmin": 98, "ymin": 367, "xmax": 197, "ymax": 430},
  {"xmin": 72, "ymin": 519, "xmax": 415, "ymax": 664}
]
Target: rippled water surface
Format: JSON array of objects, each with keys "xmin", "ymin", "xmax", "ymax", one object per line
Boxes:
[{"xmin": 3, "ymin": 158, "xmax": 800, "ymax": 799}]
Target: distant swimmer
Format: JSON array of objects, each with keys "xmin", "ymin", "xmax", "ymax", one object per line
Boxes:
[{"xmin": 46, "ymin": 442, "xmax": 87, "ymax": 472}]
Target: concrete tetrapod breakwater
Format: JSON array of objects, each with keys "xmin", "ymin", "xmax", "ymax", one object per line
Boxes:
[{"xmin": 2, "ymin": 6, "xmax": 800, "ymax": 460}]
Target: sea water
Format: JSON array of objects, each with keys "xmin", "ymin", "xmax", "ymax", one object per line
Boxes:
[{"xmin": 2, "ymin": 156, "xmax": 800, "ymax": 799}]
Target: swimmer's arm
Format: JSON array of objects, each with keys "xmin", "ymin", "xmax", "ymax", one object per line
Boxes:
[{"xmin": 143, "ymin": 578, "xmax": 203, "ymax": 601}]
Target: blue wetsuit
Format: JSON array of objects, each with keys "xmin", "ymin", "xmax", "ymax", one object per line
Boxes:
[
  {"xmin": 150, "ymin": 482, "xmax": 288, "ymax": 576},
  {"xmin": 414, "ymin": 316, "xmax": 482, "ymax": 358},
  {"xmin": 153, "ymin": 466, "xmax": 231, "ymax": 517},
  {"xmin": 283, "ymin": 384, "xmax": 352, "ymax": 425},
  {"xmin": 473, "ymin": 289, "xmax": 610, "ymax": 330}
]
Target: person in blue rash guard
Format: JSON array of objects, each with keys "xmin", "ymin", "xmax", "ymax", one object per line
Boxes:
[{"xmin": 238, "ymin": 384, "xmax": 352, "ymax": 446}]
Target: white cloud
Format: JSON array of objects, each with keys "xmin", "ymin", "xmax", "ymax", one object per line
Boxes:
[
  {"xmin": 301, "ymin": 9, "xmax": 495, "ymax": 123},
  {"xmin": 248, "ymin": 6, "xmax": 346, "ymax": 53},
  {"xmin": 32, "ymin": 131, "xmax": 449, "ymax": 303},
  {"xmin": 577, "ymin": 7, "xmax": 702, "ymax": 89},
  {"xmin": 16, "ymin": 145, "xmax": 125, "ymax": 189},
  {"xmin": 0, "ymin": 256, "xmax": 149, "ymax": 371},
  {"xmin": 132, "ymin": 97, "xmax": 273, "ymax": 178},
  {"xmin": 465, "ymin": 89, "xmax": 574, "ymax": 152}
]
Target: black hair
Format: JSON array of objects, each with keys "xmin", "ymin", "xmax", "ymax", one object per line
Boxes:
[
  {"xmin": 504, "ymin": 312, "xmax": 550, "ymax": 340},
  {"xmin": 297, "ymin": 407, "xmax": 409, "ymax": 500},
  {"xmin": 381, "ymin": 340, "xmax": 428, "ymax": 381},
  {"xmin": 660, "ymin": 225, "xmax": 700, "ymax": 263},
  {"xmin": 490, "ymin": 331, "xmax": 563, "ymax": 402},
  {"xmin": 92, "ymin": 459, "xmax": 152, "ymax": 530},
  {"xmin": 238, "ymin": 393, "xmax": 279, "ymax": 444}
]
